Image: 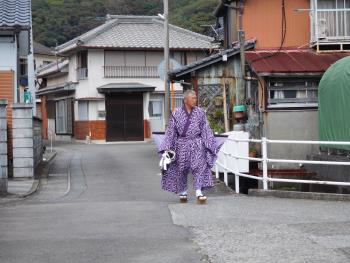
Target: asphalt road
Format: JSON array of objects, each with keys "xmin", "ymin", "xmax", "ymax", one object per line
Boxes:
[
  {"xmin": 1, "ymin": 142, "xmax": 350, "ymax": 263},
  {"xmin": 0, "ymin": 142, "xmax": 208, "ymax": 263}
]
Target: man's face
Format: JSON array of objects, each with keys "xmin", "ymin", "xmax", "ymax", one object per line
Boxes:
[{"xmin": 185, "ymin": 93, "xmax": 197, "ymax": 108}]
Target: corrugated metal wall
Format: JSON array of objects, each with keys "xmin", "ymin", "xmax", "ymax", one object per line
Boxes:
[{"xmin": 243, "ymin": 0, "xmax": 310, "ymax": 48}]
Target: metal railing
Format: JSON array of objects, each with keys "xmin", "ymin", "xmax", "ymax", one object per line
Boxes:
[
  {"xmin": 315, "ymin": 9, "xmax": 350, "ymax": 40},
  {"xmin": 215, "ymin": 137, "xmax": 350, "ymax": 194},
  {"xmin": 103, "ymin": 66, "xmax": 159, "ymax": 78}
]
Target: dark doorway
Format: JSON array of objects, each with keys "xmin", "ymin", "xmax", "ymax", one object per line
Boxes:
[{"xmin": 106, "ymin": 93, "xmax": 144, "ymax": 141}]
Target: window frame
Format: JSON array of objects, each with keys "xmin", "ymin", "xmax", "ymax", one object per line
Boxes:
[
  {"xmin": 55, "ymin": 99, "xmax": 73, "ymax": 135},
  {"xmin": 266, "ymin": 78, "xmax": 320, "ymax": 109},
  {"xmin": 148, "ymin": 99, "xmax": 163, "ymax": 119},
  {"xmin": 314, "ymin": 0, "xmax": 350, "ymax": 40}
]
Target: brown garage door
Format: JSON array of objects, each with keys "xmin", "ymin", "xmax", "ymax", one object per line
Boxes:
[{"xmin": 106, "ymin": 93, "xmax": 144, "ymax": 141}]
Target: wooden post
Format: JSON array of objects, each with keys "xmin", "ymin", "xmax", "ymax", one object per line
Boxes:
[{"xmin": 223, "ymin": 84, "xmax": 229, "ymax": 132}]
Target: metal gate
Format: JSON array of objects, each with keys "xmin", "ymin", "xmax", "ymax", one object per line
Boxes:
[{"xmin": 106, "ymin": 93, "xmax": 144, "ymax": 141}]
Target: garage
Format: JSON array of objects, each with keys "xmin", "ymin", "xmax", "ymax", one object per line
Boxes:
[{"xmin": 98, "ymin": 83, "xmax": 155, "ymax": 142}]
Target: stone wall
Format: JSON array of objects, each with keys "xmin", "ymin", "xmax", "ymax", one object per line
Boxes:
[
  {"xmin": 0, "ymin": 100, "xmax": 7, "ymax": 193},
  {"xmin": 33, "ymin": 117, "xmax": 43, "ymax": 168},
  {"xmin": 12, "ymin": 104, "xmax": 34, "ymax": 178}
]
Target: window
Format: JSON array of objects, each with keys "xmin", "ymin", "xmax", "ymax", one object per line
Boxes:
[
  {"xmin": 174, "ymin": 95, "xmax": 183, "ymax": 109},
  {"xmin": 56, "ymin": 100, "xmax": 67, "ymax": 134},
  {"xmin": 78, "ymin": 101, "xmax": 89, "ymax": 120},
  {"xmin": 315, "ymin": 0, "xmax": 350, "ymax": 39},
  {"xmin": 55, "ymin": 99, "xmax": 73, "ymax": 134},
  {"xmin": 149, "ymin": 100, "xmax": 163, "ymax": 118},
  {"xmin": 77, "ymin": 50, "xmax": 88, "ymax": 80},
  {"xmin": 267, "ymin": 79, "xmax": 319, "ymax": 108}
]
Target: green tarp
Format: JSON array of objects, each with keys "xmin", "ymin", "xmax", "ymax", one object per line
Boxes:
[{"xmin": 319, "ymin": 55, "xmax": 350, "ymax": 150}]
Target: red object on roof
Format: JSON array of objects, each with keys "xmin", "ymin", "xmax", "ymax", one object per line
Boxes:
[{"xmin": 245, "ymin": 49, "xmax": 349, "ymax": 74}]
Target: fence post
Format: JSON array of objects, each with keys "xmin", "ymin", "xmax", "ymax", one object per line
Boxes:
[
  {"xmin": 262, "ymin": 137, "xmax": 268, "ymax": 190},
  {"xmin": 215, "ymin": 163, "xmax": 219, "ymax": 179},
  {"xmin": 234, "ymin": 139, "xmax": 240, "ymax": 193},
  {"xmin": 223, "ymin": 143, "xmax": 228, "ymax": 186}
]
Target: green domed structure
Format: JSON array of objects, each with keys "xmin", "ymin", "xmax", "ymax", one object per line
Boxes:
[{"xmin": 318, "ymin": 56, "xmax": 350, "ymax": 150}]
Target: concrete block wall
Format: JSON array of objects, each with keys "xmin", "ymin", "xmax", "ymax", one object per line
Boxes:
[
  {"xmin": 12, "ymin": 104, "xmax": 34, "ymax": 178},
  {"xmin": 0, "ymin": 99, "xmax": 7, "ymax": 193}
]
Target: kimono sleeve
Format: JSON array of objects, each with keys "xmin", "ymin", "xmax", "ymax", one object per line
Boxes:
[{"xmin": 159, "ymin": 114, "xmax": 177, "ymax": 153}]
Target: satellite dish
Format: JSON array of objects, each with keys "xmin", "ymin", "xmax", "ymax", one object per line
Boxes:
[{"xmin": 157, "ymin": 59, "xmax": 182, "ymax": 81}]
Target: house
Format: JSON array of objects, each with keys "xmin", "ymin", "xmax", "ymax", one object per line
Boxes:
[
  {"xmin": 36, "ymin": 15, "xmax": 215, "ymax": 142},
  {"xmin": 169, "ymin": 40, "xmax": 256, "ymax": 134},
  {"xmin": 0, "ymin": 0, "xmax": 35, "ymax": 105},
  {"xmin": 0, "ymin": 0, "xmax": 36, "ymax": 178},
  {"xmin": 171, "ymin": 0, "xmax": 350, "ymax": 168},
  {"xmin": 34, "ymin": 41, "xmax": 56, "ymax": 71},
  {"xmin": 33, "ymin": 41, "xmax": 56, "ymax": 118}
]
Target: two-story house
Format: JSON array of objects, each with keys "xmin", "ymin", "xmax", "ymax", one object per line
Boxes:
[
  {"xmin": 171, "ymin": 0, "xmax": 350, "ymax": 168},
  {"xmin": 37, "ymin": 15, "xmax": 214, "ymax": 142},
  {"xmin": 0, "ymin": 0, "xmax": 35, "ymax": 178}
]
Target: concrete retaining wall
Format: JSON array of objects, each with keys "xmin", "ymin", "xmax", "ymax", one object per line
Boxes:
[{"xmin": 0, "ymin": 99, "xmax": 7, "ymax": 193}]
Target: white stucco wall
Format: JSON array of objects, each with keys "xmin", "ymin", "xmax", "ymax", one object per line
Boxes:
[
  {"xmin": 34, "ymin": 54, "xmax": 56, "ymax": 71},
  {"xmin": 74, "ymin": 49, "xmax": 183, "ymax": 99},
  {"xmin": 64, "ymin": 48, "xmax": 206, "ymax": 123},
  {"xmin": 46, "ymin": 74, "xmax": 69, "ymax": 86},
  {"xmin": 68, "ymin": 53, "xmax": 78, "ymax": 82}
]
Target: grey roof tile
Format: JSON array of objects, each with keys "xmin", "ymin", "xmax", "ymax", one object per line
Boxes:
[
  {"xmin": 58, "ymin": 15, "xmax": 215, "ymax": 53},
  {"xmin": 34, "ymin": 41, "xmax": 54, "ymax": 55},
  {"xmin": 0, "ymin": 0, "xmax": 31, "ymax": 29}
]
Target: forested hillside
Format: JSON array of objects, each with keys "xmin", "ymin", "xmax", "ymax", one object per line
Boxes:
[{"xmin": 32, "ymin": 0, "xmax": 218, "ymax": 47}]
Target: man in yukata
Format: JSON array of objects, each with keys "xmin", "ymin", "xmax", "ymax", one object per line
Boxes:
[{"xmin": 159, "ymin": 90, "xmax": 220, "ymax": 204}]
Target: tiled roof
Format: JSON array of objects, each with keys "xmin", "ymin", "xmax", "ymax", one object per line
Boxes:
[
  {"xmin": 36, "ymin": 59, "xmax": 69, "ymax": 77},
  {"xmin": 36, "ymin": 82, "xmax": 76, "ymax": 96},
  {"xmin": 34, "ymin": 41, "xmax": 54, "ymax": 56},
  {"xmin": 0, "ymin": 0, "xmax": 31, "ymax": 29},
  {"xmin": 58, "ymin": 15, "xmax": 215, "ymax": 54},
  {"xmin": 245, "ymin": 49, "xmax": 350, "ymax": 75},
  {"xmin": 170, "ymin": 39, "xmax": 256, "ymax": 78}
]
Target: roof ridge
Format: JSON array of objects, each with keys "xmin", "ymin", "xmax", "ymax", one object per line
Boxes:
[
  {"xmin": 107, "ymin": 15, "xmax": 159, "ymax": 21},
  {"xmin": 57, "ymin": 19, "xmax": 120, "ymax": 53},
  {"xmin": 57, "ymin": 14, "xmax": 215, "ymax": 53},
  {"xmin": 152, "ymin": 19, "xmax": 213, "ymax": 42}
]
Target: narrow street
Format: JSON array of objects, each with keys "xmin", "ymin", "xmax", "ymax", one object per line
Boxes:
[
  {"xmin": 0, "ymin": 142, "xmax": 350, "ymax": 263},
  {"xmin": 0, "ymin": 142, "xmax": 211, "ymax": 263}
]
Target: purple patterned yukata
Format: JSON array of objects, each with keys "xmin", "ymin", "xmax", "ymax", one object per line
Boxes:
[{"xmin": 159, "ymin": 106, "xmax": 221, "ymax": 194}]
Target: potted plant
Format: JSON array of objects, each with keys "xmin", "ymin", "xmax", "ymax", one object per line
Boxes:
[
  {"xmin": 249, "ymin": 147, "xmax": 258, "ymax": 158},
  {"xmin": 233, "ymin": 105, "xmax": 246, "ymax": 120}
]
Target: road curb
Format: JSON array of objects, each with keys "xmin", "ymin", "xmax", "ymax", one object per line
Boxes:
[
  {"xmin": 12, "ymin": 151, "xmax": 58, "ymax": 198},
  {"xmin": 248, "ymin": 189, "xmax": 350, "ymax": 202}
]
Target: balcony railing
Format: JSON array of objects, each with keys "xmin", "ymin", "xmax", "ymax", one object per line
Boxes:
[
  {"xmin": 103, "ymin": 66, "xmax": 159, "ymax": 78},
  {"xmin": 77, "ymin": 68, "xmax": 88, "ymax": 80},
  {"xmin": 315, "ymin": 9, "xmax": 350, "ymax": 40}
]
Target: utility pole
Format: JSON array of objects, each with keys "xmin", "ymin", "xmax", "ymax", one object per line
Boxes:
[
  {"xmin": 163, "ymin": 0, "xmax": 170, "ymax": 126},
  {"xmin": 238, "ymin": 0, "xmax": 245, "ymax": 101}
]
